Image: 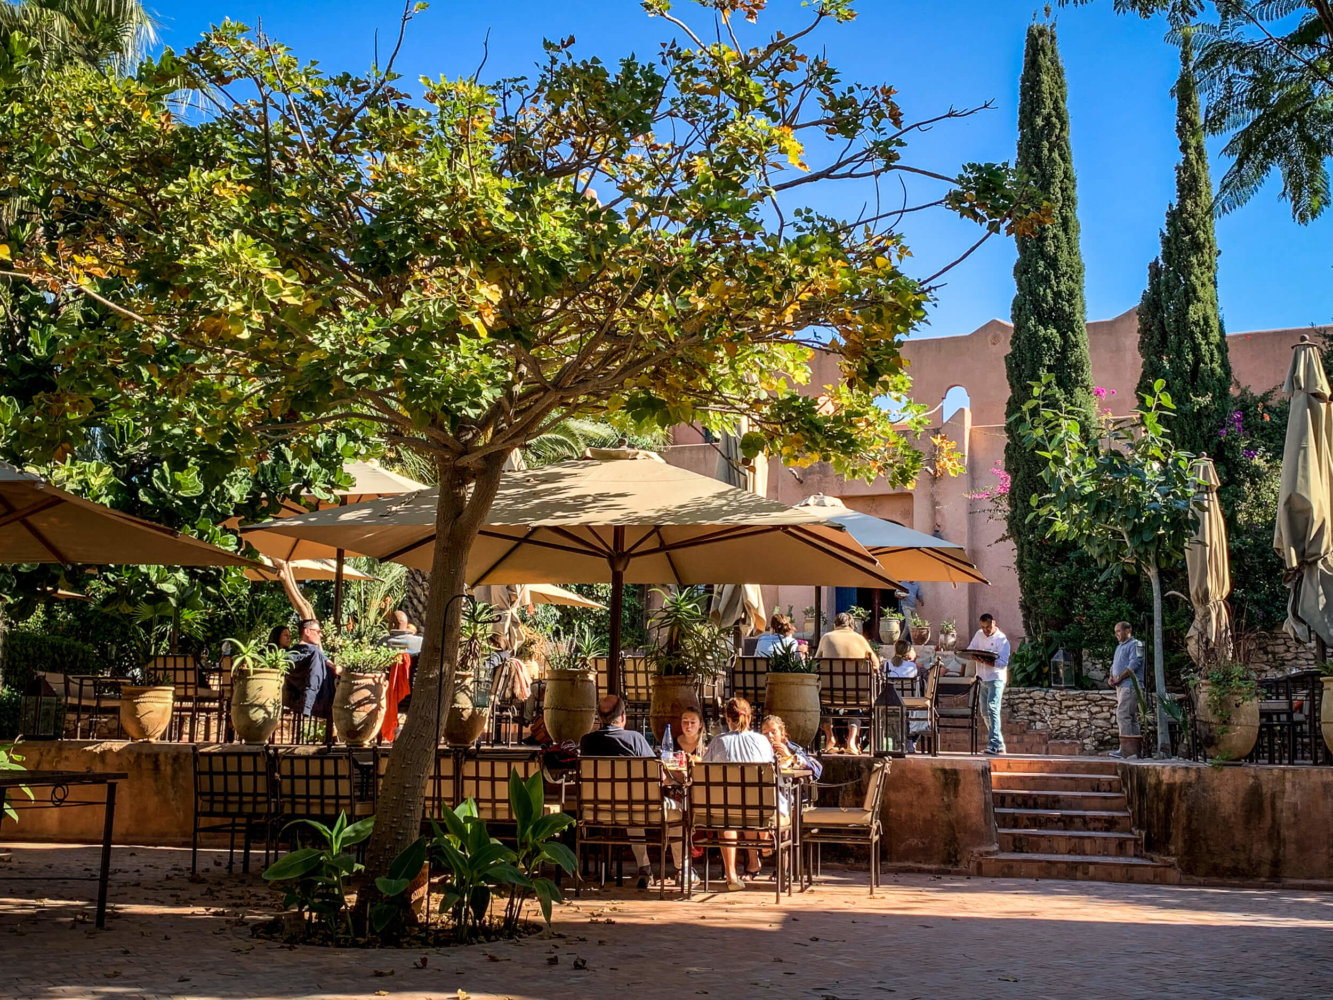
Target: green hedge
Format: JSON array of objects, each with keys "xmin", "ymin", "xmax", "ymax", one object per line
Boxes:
[{"xmin": 1, "ymin": 632, "xmax": 101, "ymax": 691}]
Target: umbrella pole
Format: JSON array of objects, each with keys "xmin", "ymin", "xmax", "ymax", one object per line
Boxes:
[
  {"xmin": 813, "ymin": 585, "xmax": 823, "ymax": 647},
  {"xmin": 608, "ymin": 527, "xmax": 626, "ymax": 697},
  {"xmin": 333, "ymin": 548, "xmax": 346, "ymax": 632}
]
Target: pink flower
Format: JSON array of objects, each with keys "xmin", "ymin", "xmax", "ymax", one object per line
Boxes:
[{"xmin": 1092, "ymin": 387, "xmax": 1116, "ymax": 400}]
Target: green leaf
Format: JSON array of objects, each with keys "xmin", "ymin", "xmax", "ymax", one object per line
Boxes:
[
  {"xmin": 374, "ymin": 876, "xmax": 411, "ymax": 897},
  {"xmin": 262, "ymin": 848, "xmax": 324, "ymax": 881},
  {"xmin": 540, "ymin": 840, "xmax": 578, "ymax": 874},
  {"xmin": 386, "ymin": 837, "xmax": 427, "ymax": 883},
  {"xmin": 341, "ymin": 815, "xmax": 375, "ymax": 846}
]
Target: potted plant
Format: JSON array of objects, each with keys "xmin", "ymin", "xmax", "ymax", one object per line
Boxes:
[
  {"xmin": 543, "ymin": 622, "xmax": 603, "ymax": 744},
  {"xmin": 329, "ymin": 633, "xmax": 396, "ymax": 746},
  {"xmin": 801, "ymin": 605, "xmax": 821, "ymax": 634},
  {"xmin": 1189, "ymin": 652, "xmax": 1260, "ymax": 762},
  {"xmin": 444, "ymin": 601, "xmax": 498, "ymax": 747},
  {"xmin": 119, "ymin": 663, "xmax": 174, "ymax": 742},
  {"xmin": 1320, "ymin": 661, "xmax": 1333, "ymax": 757},
  {"xmin": 908, "ymin": 612, "xmax": 931, "ymax": 646},
  {"xmin": 879, "ymin": 609, "xmax": 903, "ymax": 644},
  {"xmin": 645, "ymin": 588, "xmax": 730, "ymax": 742},
  {"xmin": 226, "ymin": 636, "xmax": 289, "ymax": 745},
  {"xmin": 937, "ymin": 618, "xmax": 958, "ymax": 651},
  {"xmin": 762, "ymin": 646, "xmax": 821, "ymax": 746}
]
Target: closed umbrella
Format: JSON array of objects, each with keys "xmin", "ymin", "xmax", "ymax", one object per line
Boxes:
[
  {"xmin": 471, "ymin": 583, "xmax": 608, "ymax": 650},
  {"xmin": 246, "ymin": 449, "xmax": 901, "ymax": 690},
  {"xmin": 1274, "ymin": 335, "xmax": 1333, "ymax": 648},
  {"xmin": 709, "ymin": 584, "xmax": 766, "ymax": 635},
  {"xmin": 244, "ymin": 556, "xmax": 380, "ymax": 583},
  {"xmin": 1185, "ymin": 457, "xmax": 1232, "ymax": 664}
]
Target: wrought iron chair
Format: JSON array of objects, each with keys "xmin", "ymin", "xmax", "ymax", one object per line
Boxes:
[
  {"xmin": 935, "ymin": 675, "xmax": 981, "ymax": 754},
  {"xmin": 272, "ymin": 748, "xmax": 355, "ymax": 847},
  {"xmin": 689, "ymin": 761, "xmax": 796, "ymax": 903},
  {"xmin": 60, "ymin": 673, "xmax": 123, "ymax": 739},
  {"xmin": 729, "ymin": 656, "xmax": 770, "ymax": 708},
  {"xmin": 149, "ymin": 654, "xmax": 220, "ymax": 742},
  {"xmin": 818, "ymin": 656, "xmax": 879, "ymax": 752},
  {"xmin": 191, "ymin": 745, "xmax": 274, "ymax": 873},
  {"xmin": 575, "ymin": 756, "xmax": 684, "ymax": 898},
  {"xmin": 889, "ymin": 662, "xmax": 940, "ymax": 755},
  {"xmin": 801, "ymin": 757, "xmax": 890, "ymax": 895},
  {"xmin": 457, "ymin": 749, "xmax": 549, "ymax": 825}
]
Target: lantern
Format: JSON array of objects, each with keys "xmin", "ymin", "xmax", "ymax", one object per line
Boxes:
[
  {"xmin": 1050, "ymin": 647, "xmax": 1079, "ymax": 688},
  {"xmin": 872, "ymin": 680, "xmax": 906, "ymax": 756}
]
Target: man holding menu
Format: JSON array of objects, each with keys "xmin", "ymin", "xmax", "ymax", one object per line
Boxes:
[{"xmin": 966, "ymin": 614, "xmax": 1011, "ymax": 755}]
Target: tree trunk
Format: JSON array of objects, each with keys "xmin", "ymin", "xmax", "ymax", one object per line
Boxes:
[
  {"xmin": 361, "ymin": 450, "xmax": 509, "ymax": 885},
  {"xmin": 1147, "ymin": 560, "xmax": 1169, "ymax": 757},
  {"xmin": 274, "ymin": 559, "xmax": 315, "ymax": 621},
  {"xmin": 401, "ymin": 569, "xmax": 430, "ymax": 633}
]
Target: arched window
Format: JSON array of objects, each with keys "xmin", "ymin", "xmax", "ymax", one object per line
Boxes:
[{"xmin": 942, "ymin": 385, "xmax": 971, "ymax": 421}]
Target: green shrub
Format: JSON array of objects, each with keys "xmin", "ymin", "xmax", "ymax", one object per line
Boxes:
[
  {"xmin": 1, "ymin": 633, "xmax": 100, "ymax": 690},
  {"xmin": 0, "ymin": 688, "xmax": 22, "ymax": 740}
]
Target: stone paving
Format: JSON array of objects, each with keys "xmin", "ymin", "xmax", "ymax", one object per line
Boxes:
[{"xmin": 1, "ymin": 844, "xmax": 1331, "ymax": 1000}]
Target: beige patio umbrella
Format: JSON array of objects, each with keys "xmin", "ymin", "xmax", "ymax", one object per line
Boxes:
[
  {"xmin": 246, "ymin": 449, "xmax": 901, "ymax": 689},
  {"xmin": 471, "ymin": 583, "xmax": 608, "ymax": 649},
  {"xmin": 1274, "ymin": 335, "xmax": 1333, "ymax": 648},
  {"xmin": 709, "ymin": 584, "xmax": 766, "ymax": 635},
  {"xmin": 0, "ymin": 462, "xmax": 258, "ymax": 569},
  {"xmin": 1185, "ymin": 457, "xmax": 1232, "ymax": 664},
  {"xmin": 244, "ymin": 556, "xmax": 380, "ymax": 583}
]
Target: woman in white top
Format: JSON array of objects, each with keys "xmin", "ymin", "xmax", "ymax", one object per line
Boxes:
[
  {"xmin": 884, "ymin": 639, "xmax": 918, "ymax": 679},
  {"xmin": 702, "ymin": 697, "xmax": 774, "ymax": 889},
  {"xmin": 753, "ymin": 613, "xmax": 800, "ymax": 660}
]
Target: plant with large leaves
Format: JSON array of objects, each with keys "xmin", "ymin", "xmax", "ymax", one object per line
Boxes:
[
  {"xmin": 0, "ymin": 1, "xmax": 1047, "ymax": 893},
  {"xmin": 262, "ymin": 812, "xmax": 375, "ymax": 940}
]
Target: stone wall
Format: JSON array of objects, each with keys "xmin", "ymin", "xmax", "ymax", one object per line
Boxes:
[
  {"xmin": 1003, "ymin": 688, "xmax": 1120, "ymax": 753},
  {"xmin": 1246, "ymin": 631, "xmax": 1320, "ymax": 678}
]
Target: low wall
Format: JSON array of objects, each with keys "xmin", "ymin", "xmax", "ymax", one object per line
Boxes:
[
  {"xmin": 1120, "ymin": 760, "xmax": 1333, "ymax": 882},
  {"xmin": 817, "ymin": 754, "xmax": 997, "ymax": 872},
  {"xmin": 1248, "ymin": 631, "xmax": 1320, "ymax": 678},
  {"xmin": 1004, "ymin": 688, "xmax": 1119, "ymax": 753}
]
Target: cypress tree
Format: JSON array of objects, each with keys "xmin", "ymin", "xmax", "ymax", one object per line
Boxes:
[
  {"xmin": 1005, "ymin": 22, "xmax": 1095, "ymax": 639},
  {"xmin": 1136, "ymin": 37, "xmax": 1231, "ymax": 456}
]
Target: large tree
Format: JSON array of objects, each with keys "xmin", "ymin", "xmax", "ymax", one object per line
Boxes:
[
  {"xmin": 1005, "ymin": 22, "xmax": 1096, "ymax": 640},
  {"xmin": 0, "ymin": 0, "xmax": 1042, "ymax": 890},
  {"xmin": 1064, "ymin": 0, "xmax": 1333, "ymax": 222},
  {"xmin": 1136, "ymin": 37, "xmax": 1231, "ymax": 458}
]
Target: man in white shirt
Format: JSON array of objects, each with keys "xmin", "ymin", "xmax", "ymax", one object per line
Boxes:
[{"xmin": 966, "ymin": 613, "xmax": 1011, "ymax": 755}]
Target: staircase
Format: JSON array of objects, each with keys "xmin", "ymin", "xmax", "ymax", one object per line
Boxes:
[{"xmin": 975, "ymin": 756, "xmax": 1179, "ymax": 884}]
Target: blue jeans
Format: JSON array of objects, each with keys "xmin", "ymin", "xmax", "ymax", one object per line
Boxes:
[{"xmin": 980, "ymin": 678, "xmax": 1006, "ymax": 752}]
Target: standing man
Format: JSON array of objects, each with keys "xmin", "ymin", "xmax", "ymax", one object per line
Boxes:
[
  {"xmin": 967, "ymin": 613, "xmax": 1011, "ymax": 755},
  {"xmin": 1108, "ymin": 621, "xmax": 1145, "ymax": 758},
  {"xmin": 896, "ymin": 581, "xmax": 922, "ymax": 621}
]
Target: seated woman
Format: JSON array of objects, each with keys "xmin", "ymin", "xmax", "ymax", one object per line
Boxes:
[
  {"xmin": 676, "ymin": 707, "xmax": 708, "ymax": 758},
  {"xmin": 760, "ymin": 715, "xmax": 823, "ymax": 780},
  {"xmin": 884, "ymin": 639, "xmax": 918, "ymax": 678},
  {"xmin": 753, "ymin": 613, "xmax": 800, "ymax": 659},
  {"xmin": 267, "ymin": 624, "xmax": 292, "ymax": 650},
  {"xmin": 702, "ymin": 697, "xmax": 775, "ymax": 890}
]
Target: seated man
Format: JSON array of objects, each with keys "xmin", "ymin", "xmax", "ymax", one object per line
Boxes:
[
  {"xmin": 815, "ymin": 612, "xmax": 881, "ymax": 753},
  {"xmin": 284, "ymin": 618, "xmax": 336, "ymax": 720},
  {"xmin": 382, "ymin": 610, "xmax": 423, "ymax": 654},
  {"xmin": 580, "ymin": 695, "xmax": 687, "ymax": 888}
]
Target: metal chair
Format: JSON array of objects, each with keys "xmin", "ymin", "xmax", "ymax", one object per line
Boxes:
[
  {"xmin": 689, "ymin": 761, "xmax": 796, "ymax": 903},
  {"xmin": 818, "ymin": 656, "xmax": 879, "ymax": 752},
  {"xmin": 575, "ymin": 756, "xmax": 684, "ymax": 898},
  {"xmin": 801, "ymin": 757, "xmax": 890, "ymax": 895},
  {"xmin": 935, "ymin": 676, "xmax": 981, "ymax": 754},
  {"xmin": 191, "ymin": 746, "xmax": 274, "ymax": 873},
  {"xmin": 622, "ymin": 656, "xmax": 653, "ymax": 732},
  {"xmin": 456, "ymin": 749, "xmax": 547, "ymax": 825},
  {"xmin": 60, "ymin": 673, "xmax": 123, "ymax": 739},
  {"xmin": 272, "ymin": 748, "xmax": 355, "ymax": 846},
  {"xmin": 149, "ymin": 654, "xmax": 220, "ymax": 742},
  {"xmin": 890, "ymin": 662, "xmax": 940, "ymax": 755},
  {"xmin": 420, "ymin": 748, "xmax": 461, "ymax": 826},
  {"xmin": 729, "ymin": 656, "xmax": 770, "ymax": 708}
]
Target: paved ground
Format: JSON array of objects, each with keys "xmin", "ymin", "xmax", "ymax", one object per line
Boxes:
[{"xmin": 1, "ymin": 844, "xmax": 1330, "ymax": 1000}]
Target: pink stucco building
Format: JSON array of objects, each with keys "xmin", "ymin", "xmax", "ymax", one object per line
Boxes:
[{"xmin": 665, "ymin": 307, "xmax": 1329, "ymax": 643}]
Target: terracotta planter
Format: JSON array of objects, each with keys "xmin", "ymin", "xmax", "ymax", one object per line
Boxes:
[
  {"xmin": 801, "ymin": 617, "xmax": 816, "ymax": 635},
  {"xmin": 332, "ymin": 670, "xmax": 388, "ymax": 747},
  {"xmin": 120, "ymin": 685, "xmax": 174, "ymax": 742},
  {"xmin": 649, "ymin": 675, "xmax": 703, "ymax": 743},
  {"xmin": 229, "ymin": 668, "xmax": 284, "ymax": 745},
  {"xmin": 443, "ymin": 671, "xmax": 490, "ymax": 747},
  {"xmin": 543, "ymin": 667, "xmax": 598, "ymax": 744},
  {"xmin": 1193, "ymin": 679, "xmax": 1260, "ymax": 761},
  {"xmin": 881, "ymin": 618, "xmax": 902, "ymax": 644},
  {"xmin": 1118, "ymin": 734, "xmax": 1143, "ymax": 759},
  {"xmin": 938, "ymin": 630, "xmax": 958, "ymax": 651},
  {"xmin": 910, "ymin": 625, "xmax": 931, "ymax": 646},
  {"xmin": 763, "ymin": 672, "xmax": 821, "ymax": 747},
  {"xmin": 1321, "ymin": 676, "xmax": 1333, "ymax": 756}
]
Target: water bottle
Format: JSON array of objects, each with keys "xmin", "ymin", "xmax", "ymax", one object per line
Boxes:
[{"xmin": 660, "ymin": 724, "xmax": 675, "ymax": 763}]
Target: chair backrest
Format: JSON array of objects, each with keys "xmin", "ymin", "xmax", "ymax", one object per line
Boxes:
[
  {"xmin": 622, "ymin": 656, "xmax": 653, "ymax": 704},
  {"xmin": 922, "ymin": 661, "xmax": 940, "ymax": 702},
  {"xmin": 690, "ymin": 761, "xmax": 780, "ymax": 831},
  {"xmin": 149, "ymin": 654, "xmax": 201, "ymax": 699},
  {"xmin": 577, "ymin": 756, "xmax": 666, "ymax": 827},
  {"xmin": 274, "ymin": 749, "xmax": 354, "ymax": 822},
  {"xmin": 861, "ymin": 758, "xmax": 890, "ymax": 816},
  {"xmin": 589, "ymin": 656, "xmax": 614, "ymax": 696},
  {"xmin": 195, "ymin": 747, "xmax": 271, "ymax": 819},
  {"xmin": 820, "ymin": 656, "xmax": 877, "ymax": 711},
  {"xmin": 418, "ymin": 749, "xmax": 459, "ymax": 822},
  {"xmin": 457, "ymin": 752, "xmax": 543, "ymax": 823},
  {"xmin": 730, "ymin": 656, "xmax": 770, "ymax": 706},
  {"xmin": 887, "ymin": 675, "xmax": 919, "ymax": 700}
]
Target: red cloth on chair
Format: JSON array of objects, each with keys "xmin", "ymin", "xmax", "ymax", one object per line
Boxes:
[{"xmin": 381, "ymin": 652, "xmax": 413, "ymax": 742}]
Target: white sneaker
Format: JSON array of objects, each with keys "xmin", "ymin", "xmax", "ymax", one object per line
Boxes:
[{"xmin": 1109, "ymin": 749, "xmax": 1124, "ymax": 758}]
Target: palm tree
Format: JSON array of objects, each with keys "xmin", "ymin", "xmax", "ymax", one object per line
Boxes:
[{"xmin": 0, "ymin": 0, "xmax": 158, "ymax": 79}]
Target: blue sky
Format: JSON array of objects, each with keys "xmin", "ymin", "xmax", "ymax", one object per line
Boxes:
[{"xmin": 147, "ymin": 0, "xmax": 1331, "ymax": 340}]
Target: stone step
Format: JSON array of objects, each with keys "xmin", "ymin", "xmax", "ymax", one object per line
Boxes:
[
  {"xmin": 1046, "ymin": 740, "xmax": 1085, "ymax": 756},
  {"xmin": 994, "ymin": 808, "xmax": 1134, "ymax": 833},
  {"xmin": 990, "ymin": 771, "xmax": 1123, "ymax": 794},
  {"xmin": 997, "ymin": 828, "xmax": 1141, "ymax": 858},
  {"xmin": 993, "ymin": 789, "xmax": 1128, "ymax": 812},
  {"xmin": 989, "ymin": 756, "xmax": 1120, "ymax": 776},
  {"xmin": 975, "ymin": 852, "xmax": 1180, "ymax": 885}
]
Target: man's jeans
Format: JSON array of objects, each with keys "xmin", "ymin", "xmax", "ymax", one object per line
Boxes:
[
  {"xmin": 1116, "ymin": 681, "xmax": 1140, "ymax": 737},
  {"xmin": 980, "ymin": 678, "xmax": 1006, "ymax": 752}
]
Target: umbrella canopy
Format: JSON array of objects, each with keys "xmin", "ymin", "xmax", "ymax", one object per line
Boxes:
[
  {"xmin": 710, "ymin": 584, "xmax": 767, "ymax": 636},
  {"xmin": 1185, "ymin": 457, "xmax": 1232, "ymax": 664},
  {"xmin": 246, "ymin": 450, "xmax": 902, "ymax": 685},
  {"xmin": 794, "ymin": 494, "xmax": 988, "ymax": 584},
  {"xmin": 244, "ymin": 557, "xmax": 380, "ymax": 583},
  {"xmin": 472, "ymin": 583, "xmax": 609, "ymax": 649},
  {"xmin": 0, "ymin": 462, "xmax": 258, "ymax": 568},
  {"xmin": 1275, "ymin": 336, "xmax": 1333, "ymax": 647}
]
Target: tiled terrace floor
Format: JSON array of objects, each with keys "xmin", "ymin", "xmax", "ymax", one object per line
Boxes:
[{"xmin": 1, "ymin": 844, "xmax": 1330, "ymax": 1000}]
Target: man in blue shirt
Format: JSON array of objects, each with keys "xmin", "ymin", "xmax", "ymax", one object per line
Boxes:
[{"xmin": 1108, "ymin": 621, "xmax": 1145, "ymax": 757}]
